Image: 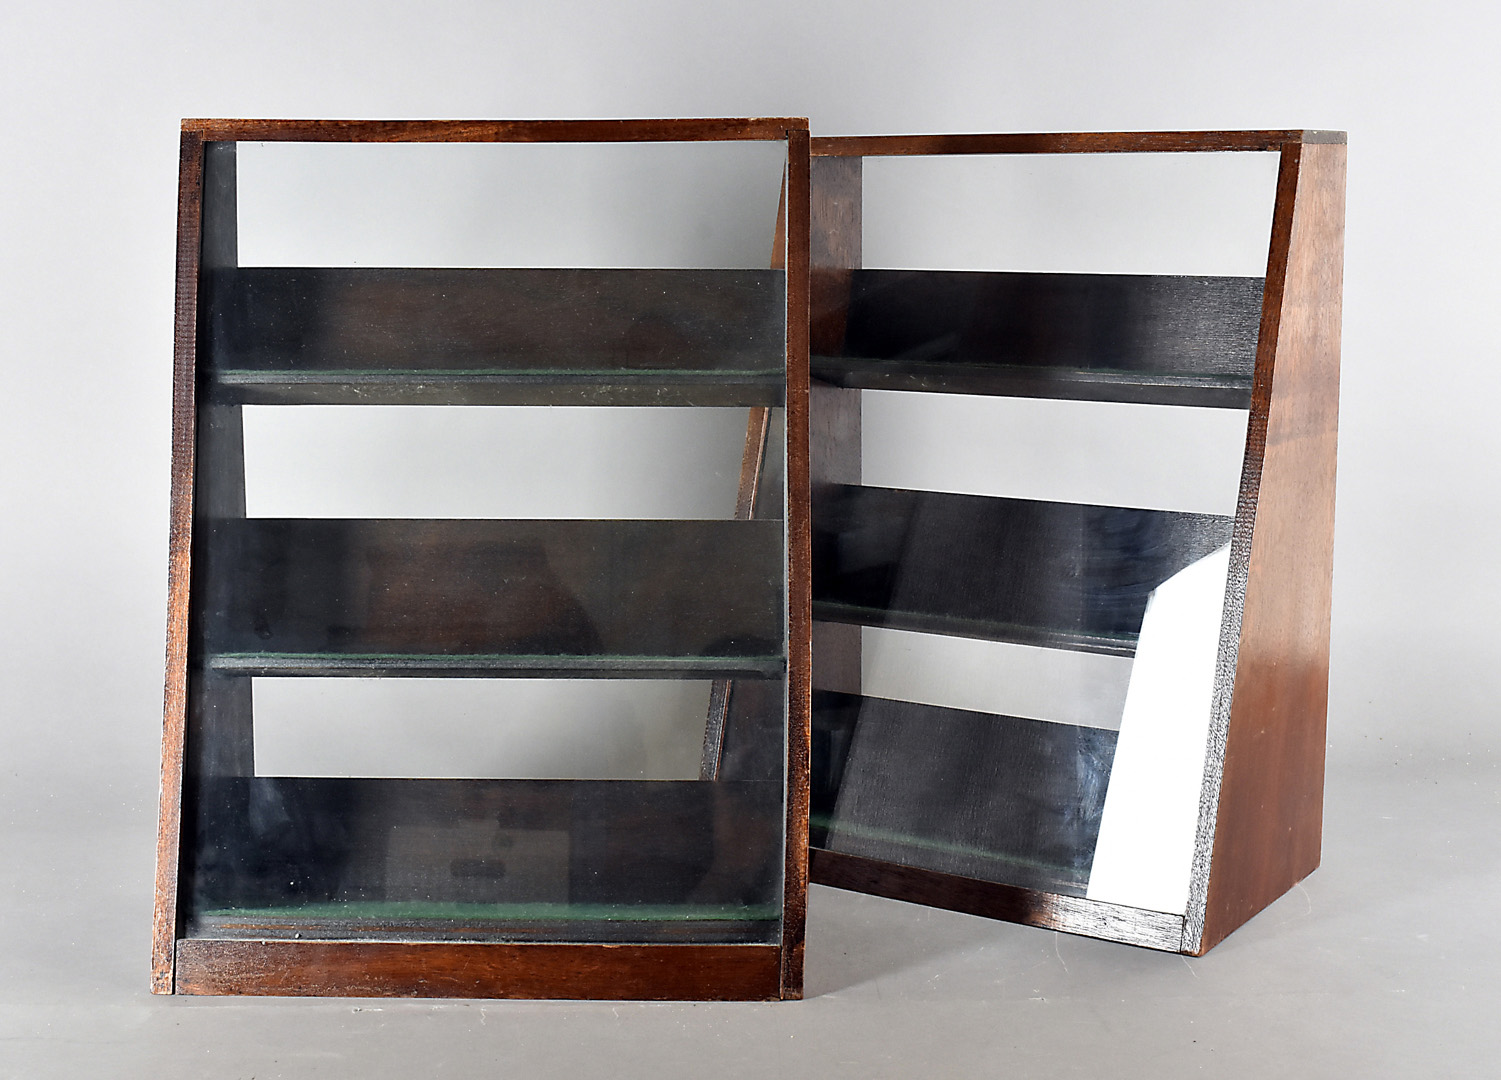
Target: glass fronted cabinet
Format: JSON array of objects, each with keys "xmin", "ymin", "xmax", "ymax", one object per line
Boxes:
[
  {"xmin": 805, "ymin": 130, "xmax": 1344, "ymax": 955},
  {"xmin": 153, "ymin": 119, "xmax": 812, "ymax": 999}
]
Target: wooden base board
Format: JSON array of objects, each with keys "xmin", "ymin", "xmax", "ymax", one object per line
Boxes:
[{"xmin": 175, "ymin": 939, "xmax": 786, "ymax": 1000}]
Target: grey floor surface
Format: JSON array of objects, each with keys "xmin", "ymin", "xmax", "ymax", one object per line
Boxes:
[{"xmin": 2, "ymin": 741, "xmax": 1494, "ymax": 1079}]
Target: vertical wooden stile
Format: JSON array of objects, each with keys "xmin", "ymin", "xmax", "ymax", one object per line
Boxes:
[
  {"xmin": 153, "ymin": 131, "xmax": 205, "ymax": 994},
  {"xmin": 780, "ymin": 125, "xmax": 813, "ymax": 999}
]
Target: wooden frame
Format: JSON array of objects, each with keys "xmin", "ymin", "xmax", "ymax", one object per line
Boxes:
[
  {"xmin": 154, "ymin": 118, "xmax": 812, "ymax": 998},
  {"xmin": 805, "ymin": 130, "xmax": 1345, "ymax": 955}
]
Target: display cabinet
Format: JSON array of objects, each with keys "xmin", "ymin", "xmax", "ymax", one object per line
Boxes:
[
  {"xmin": 805, "ymin": 130, "xmax": 1344, "ymax": 954},
  {"xmin": 154, "ymin": 119, "xmax": 812, "ymax": 998}
]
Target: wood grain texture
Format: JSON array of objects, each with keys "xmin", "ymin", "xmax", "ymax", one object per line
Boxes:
[
  {"xmin": 205, "ymin": 267, "xmax": 785, "ymax": 374},
  {"xmin": 195, "ymin": 518, "xmax": 785, "ymax": 670},
  {"xmin": 779, "ymin": 127, "xmax": 812, "ymax": 1000},
  {"xmin": 183, "ymin": 118, "xmax": 806, "ymax": 143},
  {"xmin": 811, "ymin": 130, "xmax": 1343, "ymax": 157},
  {"xmin": 808, "ymin": 155, "xmax": 863, "ymax": 712},
  {"xmin": 1187, "ymin": 140, "xmax": 1345, "ymax": 955},
  {"xmin": 175, "ymin": 940, "xmax": 783, "ymax": 999},
  {"xmin": 153, "ymin": 132, "xmax": 205, "ymax": 994},
  {"xmin": 812, "ymin": 270, "xmax": 1263, "ymax": 409},
  {"xmin": 810, "ymin": 850, "xmax": 1184, "ymax": 950}
]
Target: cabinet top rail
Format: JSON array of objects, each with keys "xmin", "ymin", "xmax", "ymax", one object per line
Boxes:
[
  {"xmin": 811, "ymin": 130, "xmax": 1345, "ymax": 157},
  {"xmin": 181, "ymin": 118, "xmax": 808, "ymax": 142}
]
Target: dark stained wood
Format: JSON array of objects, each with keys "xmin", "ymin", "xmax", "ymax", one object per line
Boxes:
[
  {"xmin": 153, "ymin": 131, "xmax": 204, "ymax": 995},
  {"xmin": 190, "ymin": 142, "xmax": 255, "ymax": 780},
  {"xmin": 811, "ymin": 130, "xmax": 1343, "ymax": 157},
  {"xmin": 204, "ymin": 267, "xmax": 787, "ymax": 408},
  {"xmin": 808, "ymin": 154, "xmax": 864, "ymax": 711},
  {"xmin": 809, "ymin": 157, "xmax": 862, "ymax": 358},
  {"xmin": 734, "ymin": 380, "xmax": 774, "ymax": 524},
  {"xmin": 813, "ymin": 694, "xmax": 1118, "ymax": 895},
  {"xmin": 175, "ymin": 939, "xmax": 784, "ymax": 999},
  {"xmin": 196, "ymin": 518, "xmax": 785, "ymax": 673},
  {"xmin": 814, "ymin": 485, "xmax": 1233, "ymax": 656},
  {"xmin": 181, "ymin": 778, "xmax": 783, "ymax": 932},
  {"xmin": 183, "ymin": 117, "xmax": 808, "ymax": 143},
  {"xmin": 780, "ymin": 127, "xmax": 812, "ymax": 1000},
  {"xmin": 812, "ymin": 270, "xmax": 1263, "ymax": 409},
  {"xmin": 1188, "ymin": 139, "xmax": 1345, "ymax": 955},
  {"xmin": 810, "ymin": 850, "xmax": 1184, "ymax": 951}
]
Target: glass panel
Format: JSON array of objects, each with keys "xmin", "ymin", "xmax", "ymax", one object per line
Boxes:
[
  {"xmin": 235, "ymin": 140, "xmax": 787, "ymax": 269},
  {"xmin": 862, "ymin": 152, "xmax": 1278, "ymax": 276},
  {"xmin": 811, "ymin": 149, "xmax": 1268, "ymax": 914},
  {"xmin": 848, "ymin": 627, "xmax": 1133, "ymax": 730},
  {"xmin": 243, "ymin": 405, "xmax": 761, "ymax": 520},
  {"xmin": 252, "ymin": 679, "xmax": 716, "ymax": 781},
  {"xmin": 182, "ymin": 137, "xmax": 790, "ymax": 945},
  {"xmin": 862, "ymin": 393, "xmax": 1248, "ymax": 516},
  {"xmin": 198, "ymin": 518, "xmax": 785, "ymax": 675}
]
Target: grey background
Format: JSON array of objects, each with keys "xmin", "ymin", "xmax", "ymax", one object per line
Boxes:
[{"xmin": 2, "ymin": 0, "xmax": 1498, "ymax": 1076}]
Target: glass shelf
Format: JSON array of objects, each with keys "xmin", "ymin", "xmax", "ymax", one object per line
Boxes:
[
  {"xmin": 205, "ymin": 267, "xmax": 787, "ymax": 407},
  {"xmin": 812, "ymin": 269, "xmax": 1261, "ymax": 408},
  {"xmin": 183, "ymin": 777, "xmax": 784, "ymax": 944},
  {"xmin": 196, "ymin": 518, "xmax": 785, "ymax": 672},
  {"xmin": 812, "ymin": 485, "xmax": 1233, "ymax": 656},
  {"xmin": 811, "ymin": 692, "xmax": 1117, "ymax": 897}
]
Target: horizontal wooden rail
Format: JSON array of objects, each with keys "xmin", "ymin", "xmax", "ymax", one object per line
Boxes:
[
  {"xmin": 184, "ymin": 117, "xmax": 808, "ymax": 142},
  {"xmin": 812, "ymin": 130, "xmax": 1345, "ymax": 157}
]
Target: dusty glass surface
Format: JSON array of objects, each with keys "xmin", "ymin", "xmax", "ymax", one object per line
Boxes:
[
  {"xmin": 181, "ymin": 138, "xmax": 791, "ymax": 944},
  {"xmin": 811, "ymin": 151, "xmax": 1272, "ymax": 909}
]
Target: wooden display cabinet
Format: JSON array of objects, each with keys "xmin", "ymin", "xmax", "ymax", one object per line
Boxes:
[
  {"xmin": 153, "ymin": 118, "xmax": 812, "ymax": 998},
  {"xmin": 804, "ymin": 130, "xmax": 1345, "ymax": 955}
]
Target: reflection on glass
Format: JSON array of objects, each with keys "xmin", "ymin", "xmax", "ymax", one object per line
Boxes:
[
  {"xmin": 1086, "ymin": 545, "xmax": 1232, "ymax": 913},
  {"xmin": 809, "ymin": 162, "xmax": 1256, "ymax": 905},
  {"xmin": 811, "ymin": 498, "xmax": 1235, "ymax": 898}
]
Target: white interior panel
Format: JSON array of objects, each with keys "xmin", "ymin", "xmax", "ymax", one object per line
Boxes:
[{"xmin": 1086, "ymin": 545, "xmax": 1232, "ymax": 914}]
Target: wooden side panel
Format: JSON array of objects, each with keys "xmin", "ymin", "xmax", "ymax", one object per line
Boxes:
[
  {"xmin": 1190, "ymin": 141, "xmax": 1345, "ymax": 954},
  {"xmin": 779, "ymin": 128, "xmax": 813, "ymax": 1000},
  {"xmin": 175, "ymin": 940, "xmax": 783, "ymax": 1000},
  {"xmin": 808, "ymin": 157, "xmax": 863, "ymax": 697},
  {"xmin": 153, "ymin": 132, "xmax": 205, "ymax": 994},
  {"xmin": 190, "ymin": 143, "xmax": 255, "ymax": 780}
]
